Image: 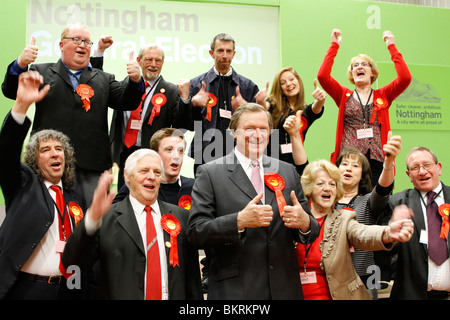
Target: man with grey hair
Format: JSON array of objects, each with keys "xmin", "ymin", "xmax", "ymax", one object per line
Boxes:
[
  {"xmin": 109, "ymin": 43, "xmax": 193, "ymax": 189},
  {"xmin": 62, "ymin": 148, "xmax": 202, "ymax": 300},
  {"xmin": 0, "ymin": 71, "xmax": 87, "ymax": 299},
  {"xmin": 188, "ymin": 103, "xmax": 319, "ymax": 300}
]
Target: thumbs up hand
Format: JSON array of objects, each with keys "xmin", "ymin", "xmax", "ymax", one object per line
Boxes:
[
  {"xmin": 312, "ymin": 79, "xmax": 326, "ymax": 103},
  {"xmin": 127, "ymin": 51, "xmax": 141, "ymax": 83},
  {"xmin": 237, "ymin": 192, "xmax": 274, "ymax": 229},
  {"xmin": 231, "ymin": 85, "xmax": 248, "ymax": 110},
  {"xmin": 18, "ymin": 37, "xmax": 39, "ymax": 68},
  {"xmin": 282, "ymin": 191, "xmax": 311, "ymax": 232},
  {"xmin": 191, "ymin": 81, "xmax": 211, "ymax": 108}
]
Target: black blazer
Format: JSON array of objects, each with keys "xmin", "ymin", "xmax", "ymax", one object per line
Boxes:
[
  {"xmin": 388, "ymin": 184, "xmax": 450, "ymax": 299},
  {"xmin": 0, "ymin": 113, "xmax": 86, "ymax": 299},
  {"xmin": 1, "ymin": 59, "xmax": 144, "ymax": 172},
  {"xmin": 62, "ymin": 197, "xmax": 202, "ymax": 300}
]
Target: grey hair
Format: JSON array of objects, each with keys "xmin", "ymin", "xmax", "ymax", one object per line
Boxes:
[
  {"xmin": 211, "ymin": 33, "xmax": 235, "ymax": 51},
  {"xmin": 138, "ymin": 43, "xmax": 165, "ymax": 60},
  {"xmin": 23, "ymin": 129, "xmax": 75, "ymax": 189},
  {"xmin": 124, "ymin": 149, "xmax": 164, "ymax": 186}
]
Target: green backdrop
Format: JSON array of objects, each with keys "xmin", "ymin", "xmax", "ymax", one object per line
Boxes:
[{"xmin": 0, "ymin": 0, "xmax": 449, "ymax": 206}]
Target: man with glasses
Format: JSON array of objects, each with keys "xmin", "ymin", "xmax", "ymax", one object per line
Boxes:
[
  {"xmin": 1, "ymin": 23, "xmax": 144, "ymax": 206},
  {"xmin": 109, "ymin": 44, "xmax": 192, "ymax": 189},
  {"xmin": 386, "ymin": 146, "xmax": 450, "ymax": 299}
]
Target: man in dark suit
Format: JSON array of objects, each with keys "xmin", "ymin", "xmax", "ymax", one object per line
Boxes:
[
  {"xmin": 1, "ymin": 23, "xmax": 144, "ymax": 205},
  {"xmin": 187, "ymin": 103, "xmax": 320, "ymax": 300},
  {"xmin": 388, "ymin": 146, "xmax": 450, "ymax": 300},
  {"xmin": 62, "ymin": 149, "xmax": 202, "ymax": 300},
  {"xmin": 110, "ymin": 44, "xmax": 192, "ymax": 189},
  {"xmin": 0, "ymin": 71, "xmax": 87, "ymax": 299}
]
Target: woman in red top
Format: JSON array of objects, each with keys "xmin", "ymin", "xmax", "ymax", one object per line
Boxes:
[{"xmin": 317, "ymin": 29, "xmax": 411, "ymax": 184}]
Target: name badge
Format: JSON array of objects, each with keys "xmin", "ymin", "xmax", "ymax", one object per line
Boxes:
[
  {"xmin": 420, "ymin": 229, "xmax": 428, "ymax": 245},
  {"xmin": 219, "ymin": 108, "xmax": 232, "ymax": 119},
  {"xmin": 130, "ymin": 119, "xmax": 143, "ymax": 130},
  {"xmin": 55, "ymin": 240, "xmax": 66, "ymax": 253},
  {"xmin": 300, "ymin": 271, "xmax": 317, "ymax": 284},
  {"xmin": 280, "ymin": 143, "xmax": 293, "ymax": 154},
  {"xmin": 356, "ymin": 127, "xmax": 373, "ymax": 139}
]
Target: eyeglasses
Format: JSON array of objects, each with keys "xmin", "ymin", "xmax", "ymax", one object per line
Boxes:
[
  {"xmin": 143, "ymin": 58, "xmax": 163, "ymax": 64},
  {"xmin": 63, "ymin": 37, "xmax": 94, "ymax": 48},
  {"xmin": 408, "ymin": 162, "xmax": 436, "ymax": 173},
  {"xmin": 352, "ymin": 61, "xmax": 370, "ymax": 69}
]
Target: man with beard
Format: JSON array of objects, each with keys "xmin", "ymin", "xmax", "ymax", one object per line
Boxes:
[{"xmin": 110, "ymin": 44, "xmax": 192, "ymax": 189}]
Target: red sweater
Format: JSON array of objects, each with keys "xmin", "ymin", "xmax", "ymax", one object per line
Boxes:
[{"xmin": 317, "ymin": 42, "xmax": 411, "ymax": 163}]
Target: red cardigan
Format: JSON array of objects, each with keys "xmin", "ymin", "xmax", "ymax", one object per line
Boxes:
[{"xmin": 317, "ymin": 42, "xmax": 411, "ymax": 163}]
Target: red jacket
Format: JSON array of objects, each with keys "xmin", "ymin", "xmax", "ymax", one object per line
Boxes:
[{"xmin": 317, "ymin": 42, "xmax": 411, "ymax": 163}]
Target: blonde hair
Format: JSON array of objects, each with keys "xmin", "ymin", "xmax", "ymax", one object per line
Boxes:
[
  {"xmin": 347, "ymin": 54, "xmax": 379, "ymax": 85},
  {"xmin": 266, "ymin": 67, "xmax": 306, "ymax": 128},
  {"xmin": 301, "ymin": 159, "xmax": 344, "ymax": 202}
]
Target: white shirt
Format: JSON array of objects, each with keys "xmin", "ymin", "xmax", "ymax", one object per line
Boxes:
[
  {"xmin": 21, "ymin": 181, "xmax": 66, "ymax": 276},
  {"xmin": 418, "ymin": 182, "xmax": 450, "ymax": 291}
]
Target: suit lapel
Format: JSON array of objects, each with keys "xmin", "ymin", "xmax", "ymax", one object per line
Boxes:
[
  {"xmin": 226, "ymin": 152, "xmax": 260, "ymax": 203},
  {"xmin": 143, "ymin": 76, "xmax": 165, "ymax": 121},
  {"xmin": 49, "ymin": 60, "xmax": 73, "ymax": 89},
  {"xmin": 262, "ymin": 155, "xmax": 276, "ymax": 207},
  {"xmin": 115, "ymin": 197, "xmax": 146, "ymax": 254}
]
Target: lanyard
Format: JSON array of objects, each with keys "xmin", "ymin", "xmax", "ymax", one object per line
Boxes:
[
  {"xmin": 51, "ymin": 198, "xmax": 69, "ymax": 240},
  {"xmin": 354, "ymin": 89, "xmax": 373, "ymax": 128},
  {"xmin": 418, "ymin": 188, "xmax": 442, "ymax": 209},
  {"xmin": 218, "ymin": 75, "xmax": 230, "ymax": 110},
  {"xmin": 138, "ymin": 76, "xmax": 161, "ymax": 120}
]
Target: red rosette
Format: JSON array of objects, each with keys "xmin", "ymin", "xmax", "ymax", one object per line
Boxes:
[
  {"xmin": 76, "ymin": 84, "xmax": 94, "ymax": 112},
  {"xmin": 438, "ymin": 204, "xmax": 450, "ymax": 239},
  {"xmin": 68, "ymin": 201, "xmax": 84, "ymax": 227},
  {"xmin": 264, "ymin": 172, "xmax": 287, "ymax": 216},
  {"xmin": 299, "ymin": 116, "xmax": 308, "ymax": 143},
  {"xmin": 148, "ymin": 93, "xmax": 167, "ymax": 125},
  {"xmin": 206, "ymin": 93, "xmax": 217, "ymax": 122},
  {"xmin": 370, "ymin": 97, "xmax": 387, "ymax": 124},
  {"xmin": 161, "ymin": 214, "xmax": 181, "ymax": 267},
  {"xmin": 178, "ymin": 195, "xmax": 192, "ymax": 211}
]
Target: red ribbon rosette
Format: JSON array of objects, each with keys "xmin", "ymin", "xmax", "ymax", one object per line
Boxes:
[
  {"xmin": 438, "ymin": 204, "xmax": 450, "ymax": 239},
  {"xmin": 370, "ymin": 97, "xmax": 387, "ymax": 124},
  {"xmin": 76, "ymin": 84, "xmax": 94, "ymax": 112},
  {"xmin": 68, "ymin": 201, "xmax": 84, "ymax": 227},
  {"xmin": 148, "ymin": 93, "xmax": 167, "ymax": 125},
  {"xmin": 264, "ymin": 172, "xmax": 287, "ymax": 216},
  {"xmin": 299, "ymin": 116, "xmax": 308, "ymax": 143},
  {"xmin": 178, "ymin": 195, "xmax": 192, "ymax": 211},
  {"xmin": 161, "ymin": 214, "xmax": 181, "ymax": 267},
  {"xmin": 206, "ymin": 93, "xmax": 217, "ymax": 122}
]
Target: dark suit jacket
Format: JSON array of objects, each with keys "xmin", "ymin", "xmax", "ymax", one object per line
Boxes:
[
  {"xmin": 388, "ymin": 184, "xmax": 450, "ymax": 299},
  {"xmin": 1, "ymin": 59, "xmax": 144, "ymax": 172},
  {"xmin": 187, "ymin": 151, "xmax": 320, "ymax": 300},
  {"xmin": 0, "ymin": 113, "xmax": 86, "ymax": 299},
  {"xmin": 62, "ymin": 197, "xmax": 202, "ymax": 300},
  {"xmin": 110, "ymin": 75, "xmax": 192, "ymax": 164}
]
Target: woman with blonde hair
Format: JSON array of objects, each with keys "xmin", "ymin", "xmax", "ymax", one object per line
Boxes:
[
  {"xmin": 296, "ymin": 159, "xmax": 414, "ymax": 300},
  {"xmin": 317, "ymin": 28, "xmax": 411, "ymax": 184}
]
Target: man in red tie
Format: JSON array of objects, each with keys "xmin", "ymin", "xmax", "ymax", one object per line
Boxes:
[
  {"xmin": 0, "ymin": 71, "xmax": 87, "ymax": 299},
  {"xmin": 388, "ymin": 146, "xmax": 450, "ymax": 300},
  {"xmin": 109, "ymin": 43, "xmax": 193, "ymax": 189},
  {"xmin": 62, "ymin": 149, "xmax": 202, "ymax": 300}
]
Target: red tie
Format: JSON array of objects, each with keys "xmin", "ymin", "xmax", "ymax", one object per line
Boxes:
[
  {"xmin": 50, "ymin": 185, "xmax": 71, "ymax": 278},
  {"xmin": 144, "ymin": 205, "xmax": 162, "ymax": 300},
  {"xmin": 123, "ymin": 82, "xmax": 149, "ymax": 148}
]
